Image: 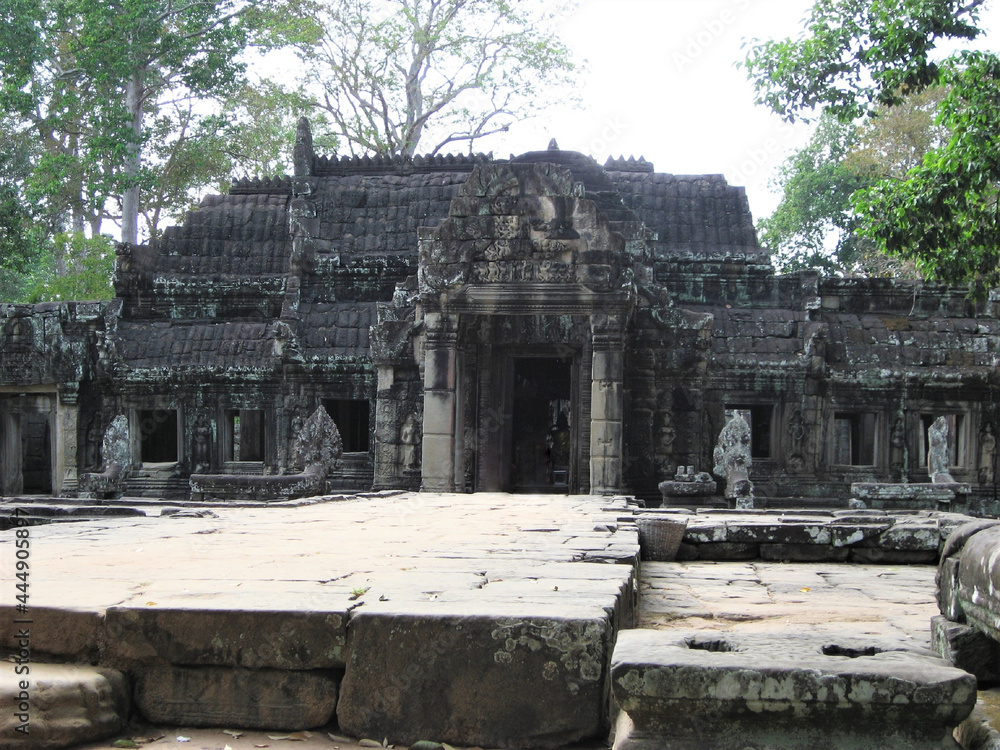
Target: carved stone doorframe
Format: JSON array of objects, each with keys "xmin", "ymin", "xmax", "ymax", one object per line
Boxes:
[{"xmin": 419, "ymin": 292, "xmax": 631, "ymax": 495}]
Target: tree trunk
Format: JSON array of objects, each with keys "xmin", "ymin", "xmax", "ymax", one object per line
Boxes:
[{"xmin": 121, "ymin": 71, "xmax": 143, "ymax": 245}]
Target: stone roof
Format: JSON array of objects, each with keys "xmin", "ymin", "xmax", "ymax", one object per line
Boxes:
[
  {"xmin": 307, "ymin": 170, "xmax": 471, "ymax": 259},
  {"xmin": 117, "ymin": 321, "xmax": 278, "ymax": 370},
  {"xmin": 113, "ymin": 147, "xmax": 770, "ymax": 370},
  {"xmin": 152, "ymin": 193, "xmax": 293, "ymax": 276},
  {"xmin": 606, "ymin": 171, "xmax": 761, "ymax": 257},
  {"xmin": 298, "ymin": 302, "xmax": 374, "ymax": 360}
]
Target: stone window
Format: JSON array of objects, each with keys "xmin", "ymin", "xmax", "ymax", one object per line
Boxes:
[
  {"xmin": 138, "ymin": 409, "xmax": 178, "ymax": 463},
  {"xmin": 225, "ymin": 409, "xmax": 265, "ymax": 462},
  {"xmin": 832, "ymin": 412, "xmax": 878, "ymax": 466},
  {"xmin": 323, "ymin": 399, "xmax": 370, "ymax": 453},
  {"xmin": 726, "ymin": 404, "xmax": 773, "ymax": 459},
  {"xmin": 920, "ymin": 413, "xmax": 966, "ymax": 469}
]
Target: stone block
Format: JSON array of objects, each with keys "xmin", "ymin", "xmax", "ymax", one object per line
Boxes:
[
  {"xmin": 675, "ymin": 542, "xmax": 699, "ymax": 561},
  {"xmin": 954, "ymin": 524, "xmax": 1000, "ymax": 643},
  {"xmin": 728, "ymin": 522, "xmax": 831, "ymax": 546},
  {"xmin": 872, "ymin": 522, "xmax": 942, "ymax": 551},
  {"xmin": 134, "ymin": 665, "xmax": 338, "ymax": 731},
  {"xmin": 850, "ymin": 548, "xmax": 938, "ymax": 564},
  {"xmin": 421, "ymin": 391, "xmax": 456, "ymax": 435},
  {"xmin": 682, "ymin": 521, "xmax": 727, "ymax": 544},
  {"xmin": 105, "ymin": 596, "xmax": 349, "ymax": 670},
  {"xmin": 695, "ymin": 542, "xmax": 758, "ymax": 561},
  {"xmin": 0, "ymin": 605, "xmax": 103, "ymax": 661},
  {"xmin": 759, "ymin": 543, "xmax": 850, "ymax": 562},
  {"xmin": 337, "ymin": 602, "xmax": 612, "ymax": 749},
  {"xmin": 0, "ymin": 664, "xmax": 128, "ymax": 749},
  {"xmin": 611, "ymin": 629, "xmax": 976, "ymax": 750},
  {"xmin": 828, "ymin": 522, "xmax": 894, "ymax": 547},
  {"xmin": 932, "ymin": 615, "xmax": 1000, "ymax": 686}
]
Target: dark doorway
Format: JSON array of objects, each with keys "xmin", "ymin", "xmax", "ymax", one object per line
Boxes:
[
  {"xmin": 20, "ymin": 413, "xmax": 51, "ymax": 494},
  {"xmin": 226, "ymin": 409, "xmax": 266, "ymax": 462},
  {"xmin": 139, "ymin": 409, "xmax": 178, "ymax": 463},
  {"xmin": 322, "ymin": 399, "xmax": 371, "ymax": 453},
  {"xmin": 510, "ymin": 358, "xmax": 572, "ymax": 492}
]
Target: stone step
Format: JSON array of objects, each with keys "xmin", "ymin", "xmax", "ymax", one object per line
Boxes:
[
  {"xmin": 0, "ymin": 663, "xmax": 128, "ymax": 749},
  {"xmin": 611, "ymin": 629, "xmax": 977, "ymax": 750}
]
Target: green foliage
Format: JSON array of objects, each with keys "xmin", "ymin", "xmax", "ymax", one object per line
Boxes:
[
  {"xmin": 743, "ymin": 0, "xmax": 984, "ymax": 123},
  {"xmin": 22, "ymin": 231, "xmax": 115, "ymax": 302},
  {"xmin": 854, "ymin": 52, "xmax": 1000, "ymax": 295},
  {"xmin": 762, "ymin": 89, "xmax": 948, "ymax": 276},
  {"xmin": 300, "ymin": 0, "xmax": 579, "ymax": 157},
  {"xmin": 744, "ymin": 0, "xmax": 1000, "ymax": 293},
  {"xmin": 0, "ymin": 0, "xmax": 308, "ymax": 242},
  {"xmin": 759, "ymin": 113, "xmax": 873, "ymax": 273}
]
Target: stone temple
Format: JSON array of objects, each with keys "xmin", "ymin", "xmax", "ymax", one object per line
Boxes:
[{"xmin": 2, "ymin": 118, "xmax": 1000, "ymax": 510}]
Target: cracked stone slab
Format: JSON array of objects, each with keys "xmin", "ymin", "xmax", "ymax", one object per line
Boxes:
[
  {"xmin": 105, "ymin": 587, "xmax": 352, "ymax": 670},
  {"xmin": 337, "ymin": 601, "xmax": 612, "ymax": 749},
  {"xmin": 0, "ymin": 664, "xmax": 128, "ymax": 749},
  {"xmin": 611, "ymin": 629, "xmax": 976, "ymax": 750}
]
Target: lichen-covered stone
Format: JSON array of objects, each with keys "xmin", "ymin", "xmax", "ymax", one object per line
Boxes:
[
  {"xmin": 337, "ymin": 602, "xmax": 612, "ymax": 749},
  {"xmin": 611, "ymin": 629, "xmax": 976, "ymax": 750}
]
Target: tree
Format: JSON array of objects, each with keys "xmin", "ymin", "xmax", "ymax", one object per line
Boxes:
[
  {"xmin": 743, "ymin": 0, "xmax": 985, "ymax": 123},
  {"xmin": 759, "ymin": 112, "xmax": 872, "ymax": 273},
  {"xmin": 0, "ymin": 115, "xmax": 54, "ymax": 299},
  {"xmin": 299, "ymin": 0, "xmax": 578, "ymax": 157},
  {"xmin": 854, "ymin": 53, "xmax": 1000, "ymax": 294},
  {"xmin": 744, "ymin": 0, "xmax": 999, "ymax": 292},
  {"xmin": 138, "ymin": 81, "xmax": 334, "ymax": 239},
  {"xmin": 0, "ymin": 0, "xmax": 313, "ymax": 244},
  {"xmin": 761, "ymin": 88, "xmax": 948, "ymax": 276},
  {"xmin": 22, "ymin": 231, "xmax": 116, "ymax": 302}
]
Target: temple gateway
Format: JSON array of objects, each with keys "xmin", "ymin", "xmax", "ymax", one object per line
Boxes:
[{"xmin": 2, "ymin": 119, "xmax": 1000, "ymax": 510}]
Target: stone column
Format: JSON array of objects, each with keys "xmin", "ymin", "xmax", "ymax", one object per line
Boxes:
[
  {"xmin": 55, "ymin": 387, "xmax": 79, "ymax": 496},
  {"xmin": 0, "ymin": 411, "xmax": 22, "ymax": 495},
  {"xmin": 421, "ymin": 312, "xmax": 460, "ymax": 492},
  {"xmin": 373, "ymin": 364, "xmax": 400, "ymax": 489},
  {"xmin": 590, "ymin": 313, "xmax": 625, "ymax": 495}
]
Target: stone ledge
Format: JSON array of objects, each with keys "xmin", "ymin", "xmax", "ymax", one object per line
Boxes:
[
  {"xmin": 638, "ymin": 509, "xmax": 976, "ymax": 563},
  {"xmin": 104, "ymin": 589, "xmax": 352, "ymax": 670},
  {"xmin": 611, "ymin": 629, "xmax": 976, "ymax": 750}
]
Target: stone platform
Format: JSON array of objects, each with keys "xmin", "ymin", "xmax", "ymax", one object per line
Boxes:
[{"xmin": 0, "ymin": 493, "xmax": 639, "ymax": 749}]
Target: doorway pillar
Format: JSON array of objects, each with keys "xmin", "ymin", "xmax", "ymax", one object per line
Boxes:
[
  {"xmin": 421, "ymin": 312, "xmax": 460, "ymax": 491},
  {"xmin": 1, "ymin": 410, "xmax": 21, "ymax": 495},
  {"xmin": 590, "ymin": 313, "xmax": 625, "ymax": 494},
  {"xmin": 56, "ymin": 385, "xmax": 79, "ymax": 495}
]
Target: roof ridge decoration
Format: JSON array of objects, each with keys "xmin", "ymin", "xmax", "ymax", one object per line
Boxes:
[
  {"xmin": 228, "ymin": 175, "xmax": 293, "ymax": 194},
  {"xmin": 604, "ymin": 155, "xmax": 654, "ymax": 173},
  {"xmin": 314, "ymin": 150, "xmax": 493, "ymax": 175}
]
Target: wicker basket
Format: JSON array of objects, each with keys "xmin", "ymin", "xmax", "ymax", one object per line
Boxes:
[{"xmin": 636, "ymin": 517, "xmax": 689, "ymax": 561}]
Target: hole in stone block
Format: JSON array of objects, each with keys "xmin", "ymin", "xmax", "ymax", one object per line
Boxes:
[
  {"xmin": 685, "ymin": 637, "xmax": 738, "ymax": 652},
  {"xmin": 821, "ymin": 644, "xmax": 883, "ymax": 658}
]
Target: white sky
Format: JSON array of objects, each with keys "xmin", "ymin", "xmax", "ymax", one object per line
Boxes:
[{"xmin": 486, "ymin": 0, "xmax": 1000, "ymax": 224}]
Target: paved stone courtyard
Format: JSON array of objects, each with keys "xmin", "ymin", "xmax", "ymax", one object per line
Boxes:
[
  {"xmin": 0, "ymin": 492, "xmax": 954, "ymax": 749},
  {"xmin": 640, "ymin": 560, "xmax": 938, "ymax": 649}
]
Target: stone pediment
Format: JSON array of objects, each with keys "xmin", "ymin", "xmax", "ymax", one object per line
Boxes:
[{"xmin": 418, "ymin": 161, "xmax": 645, "ymax": 300}]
